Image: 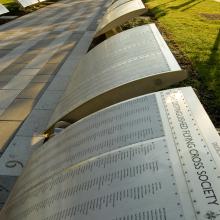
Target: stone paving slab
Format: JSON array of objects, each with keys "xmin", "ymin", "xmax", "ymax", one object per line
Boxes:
[
  {"xmin": 47, "ymin": 51, "xmax": 70, "ymax": 64},
  {"xmin": 36, "ymin": 63, "xmax": 61, "ymax": 75},
  {"xmin": 17, "ymin": 82, "xmax": 46, "ymax": 99},
  {"xmin": 0, "ymin": 64, "xmax": 26, "ymax": 76},
  {"xmin": 14, "ymin": 53, "xmax": 36, "ymax": 64},
  {"xmin": 3, "ymin": 75, "xmax": 35, "ymax": 90},
  {"xmin": 0, "ymin": 121, "xmax": 21, "ymax": 152},
  {"xmin": 31, "ymin": 74, "xmax": 53, "ymax": 83},
  {"xmin": 0, "ymin": 98, "xmax": 35, "ymax": 121},
  {"xmin": 0, "ymin": 90, "xmax": 21, "ymax": 109},
  {"xmin": 0, "ymin": 43, "xmax": 21, "ymax": 50},
  {"xmin": 0, "ymin": 74, "xmax": 17, "ymax": 83}
]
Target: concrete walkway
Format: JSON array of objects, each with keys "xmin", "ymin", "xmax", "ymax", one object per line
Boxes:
[{"xmin": 0, "ymin": 0, "xmax": 108, "ymax": 208}]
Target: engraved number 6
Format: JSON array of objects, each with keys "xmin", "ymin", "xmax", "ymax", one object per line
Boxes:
[{"xmin": 5, "ymin": 160, "xmax": 24, "ymax": 168}]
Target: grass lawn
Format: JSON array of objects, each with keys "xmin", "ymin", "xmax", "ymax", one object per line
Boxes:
[
  {"xmin": 0, "ymin": 0, "xmax": 15, "ymax": 4},
  {"xmin": 0, "ymin": 0, "xmax": 14, "ymax": 4},
  {"xmin": 144, "ymin": 0, "xmax": 220, "ymax": 125}
]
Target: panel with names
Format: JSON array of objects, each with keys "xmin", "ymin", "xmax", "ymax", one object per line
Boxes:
[
  {"xmin": 11, "ymin": 94, "xmax": 164, "ymax": 199},
  {"xmin": 4, "ymin": 139, "xmax": 184, "ymax": 220},
  {"xmin": 2, "ymin": 87, "xmax": 220, "ymax": 220},
  {"xmin": 48, "ymin": 24, "xmax": 186, "ymax": 129}
]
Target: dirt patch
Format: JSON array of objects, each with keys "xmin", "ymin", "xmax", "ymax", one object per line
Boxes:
[{"xmin": 200, "ymin": 13, "xmax": 220, "ymax": 20}]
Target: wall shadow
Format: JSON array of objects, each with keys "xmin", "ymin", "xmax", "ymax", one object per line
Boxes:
[
  {"xmin": 181, "ymin": 0, "xmax": 204, "ymax": 11},
  {"xmin": 197, "ymin": 29, "xmax": 220, "ymax": 125},
  {"xmin": 146, "ymin": 0, "xmax": 178, "ymax": 18},
  {"xmin": 169, "ymin": 0, "xmax": 195, "ymax": 10}
]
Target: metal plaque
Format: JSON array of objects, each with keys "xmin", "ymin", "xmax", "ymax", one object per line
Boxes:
[
  {"xmin": 47, "ymin": 24, "xmax": 187, "ymax": 131},
  {"xmin": 0, "ymin": 4, "xmax": 9, "ymax": 15},
  {"xmin": 95, "ymin": 0, "xmax": 146, "ymax": 37},
  {"xmin": 11, "ymin": 94, "xmax": 164, "ymax": 199},
  {"xmin": 2, "ymin": 87, "xmax": 220, "ymax": 220}
]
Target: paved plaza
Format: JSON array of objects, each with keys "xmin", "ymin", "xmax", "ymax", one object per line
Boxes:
[{"xmin": 0, "ymin": 0, "xmax": 108, "ymax": 154}]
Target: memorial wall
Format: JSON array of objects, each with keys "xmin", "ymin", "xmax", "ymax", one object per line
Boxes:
[
  {"xmin": 47, "ymin": 24, "xmax": 187, "ymax": 131},
  {"xmin": 1, "ymin": 0, "xmax": 220, "ymax": 219},
  {"xmin": 95, "ymin": 0, "xmax": 146, "ymax": 37},
  {"xmin": 1, "ymin": 87, "xmax": 220, "ymax": 220}
]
